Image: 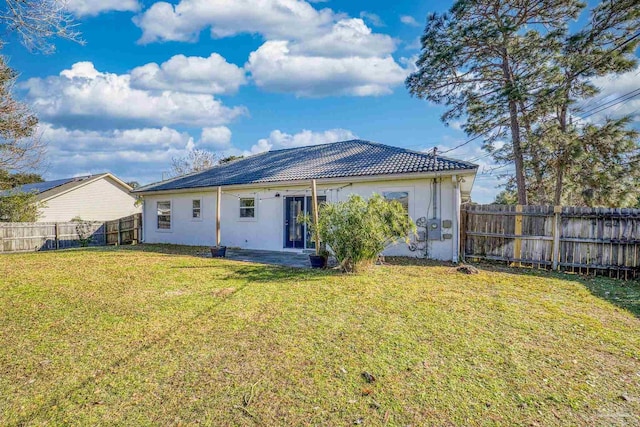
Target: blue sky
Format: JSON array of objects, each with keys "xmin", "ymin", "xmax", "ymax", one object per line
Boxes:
[{"xmin": 5, "ymin": 0, "xmax": 639, "ymax": 203}]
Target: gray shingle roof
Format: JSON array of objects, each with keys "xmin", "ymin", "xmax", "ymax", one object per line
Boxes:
[
  {"xmin": 0, "ymin": 174, "xmax": 119, "ymax": 200},
  {"xmin": 135, "ymin": 139, "xmax": 478, "ymax": 193}
]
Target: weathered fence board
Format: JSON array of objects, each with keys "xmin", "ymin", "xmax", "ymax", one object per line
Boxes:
[
  {"xmin": 462, "ymin": 205, "xmax": 640, "ymax": 279},
  {"xmin": 0, "ymin": 213, "xmax": 141, "ymax": 254}
]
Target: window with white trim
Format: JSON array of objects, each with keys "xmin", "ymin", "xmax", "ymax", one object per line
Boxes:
[
  {"xmin": 192, "ymin": 199, "xmax": 201, "ymax": 219},
  {"xmin": 239, "ymin": 198, "xmax": 255, "ymax": 218},
  {"xmin": 383, "ymin": 191, "xmax": 409, "ymax": 214},
  {"xmin": 157, "ymin": 201, "xmax": 171, "ymax": 229}
]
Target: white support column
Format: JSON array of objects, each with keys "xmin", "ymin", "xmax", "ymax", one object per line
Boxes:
[{"xmin": 216, "ymin": 186, "xmax": 222, "ymax": 247}]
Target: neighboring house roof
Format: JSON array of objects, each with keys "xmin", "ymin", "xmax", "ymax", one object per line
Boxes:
[
  {"xmin": 135, "ymin": 139, "xmax": 478, "ymax": 193},
  {"xmin": 0, "ymin": 173, "xmax": 133, "ymax": 201}
]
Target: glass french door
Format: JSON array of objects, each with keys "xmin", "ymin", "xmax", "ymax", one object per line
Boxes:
[
  {"xmin": 284, "ymin": 197, "xmax": 304, "ymax": 248},
  {"xmin": 284, "ymin": 196, "xmax": 326, "ymax": 249}
]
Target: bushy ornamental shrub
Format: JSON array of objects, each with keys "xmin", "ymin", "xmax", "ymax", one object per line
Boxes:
[
  {"xmin": 301, "ymin": 193, "xmax": 416, "ymax": 273},
  {"xmin": 0, "ymin": 191, "xmax": 41, "ymax": 222}
]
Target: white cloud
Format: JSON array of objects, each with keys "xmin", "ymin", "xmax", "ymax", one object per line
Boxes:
[
  {"xmin": 134, "ymin": 1, "xmax": 407, "ymax": 97},
  {"xmin": 38, "ymin": 123, "xmax": 240, "ymax": 184},
  {"xmin": 359, "ymin": 11, "xmax": 384, "ymax": 27},
  {"xmin": 246, "ymin": 40, "xmax": 407, "ymax": 97},
  {"xmin": 248, "ymin": 128, "xmax": 357, "ymax": 153},
  {"xmin": 22, "ymin": 62, "xmax": 246, "ymax": 129},
  {"xmin": 200, "ymin": 126, "xmax": 232, "ymax": 148},
  {"xmin": 67, "ymin": 0, "xmax": 140, "ymax": 17},
  {"xmin": 133, "ymin": 0, "xmax": 337, "ymax": 44},
  {"xmin": 291, "ymin": 18, "xmax": 395, "ymax": 58},
  {"xmin": 584, "ymin": 66, "xmax": 640, "ymax": 123},
  {"xmin": 400, "ymin": 15, "xmax": 420, "ymax": 27},
  {"xmin": 38, "ymin": 123, "xmax": 196, "ymax": 183},
  {"xmin": 130, "ymin": 53, "xmax": 246, "ymax": 95}
]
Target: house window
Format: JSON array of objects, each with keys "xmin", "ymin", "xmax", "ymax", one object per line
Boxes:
[
  {"xmin": 157, "ymin": 201, "xmax": 171, "ymax": 229},
  {"xmin": 383, "ymin": 191, "xmax": 409, "ymax": 214},
  {"xmin": 239, "ymin": 198, "xmax": 255, "ymax": 218},
  {"xmin": 192, "ymin": 199, "xmax": 201, "ymax": 219}
]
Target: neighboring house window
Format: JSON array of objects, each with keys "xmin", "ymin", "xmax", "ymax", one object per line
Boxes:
[
  {"xmin": 239, "ymin": 198, "xmax": 255, "ymax": 218},
  {"xmin": 157, "ymin": 201, "xmax": 171, "ymax": 229},
  {"xmin": 383, "ymin": 191, "xmax": 409, "ymax": 214},
  {"xmin": 192, "ymin": 199, "xmax": 201, "ymax": 219}
]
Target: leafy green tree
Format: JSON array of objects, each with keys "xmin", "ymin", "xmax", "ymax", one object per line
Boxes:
[
  {"xmin": 528, "ymin": 0, "xmax": 640, "ymax": 205},
  {"xmin": 0, "ymin": 170, "xmax": 43, "ymax": 189},
  {"xmin": 408, "ymin": 0, "xmax": 640, "ymax": 207},
  {"xmin": 300, "ymin": 194, "xmax": 416, "ymax": 273},
  {"xmin": 407, "ymin": 0, "xmax": 583, "ymax": 204},
  {"xmin": 0, "ymin": 190, "xmax": 40, "ymax": 221},
  {"xmin": 493, "ymin": 190, "xmax": 517, "ymax": 206}
]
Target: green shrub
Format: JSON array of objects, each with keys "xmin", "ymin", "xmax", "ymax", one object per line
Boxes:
[
  {"xmin": 300, "ymin": 193, "xmax": 416, "ymax": 273},
  {"xmin": 0, "ymin": 191, "xmax": 41, "ymax": 222}
]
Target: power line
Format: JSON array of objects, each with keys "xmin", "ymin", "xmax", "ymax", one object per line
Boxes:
[
  {"xmin": 580, "ymin": 88, "xmax": 640, "ymax": 119},
  {"xmin": 438, "ymin": 30, "xmax": 640, "ymax": 155},
  {"xmin": 577, "ymin": 87, "xmax": 640, "ymax": 116}
]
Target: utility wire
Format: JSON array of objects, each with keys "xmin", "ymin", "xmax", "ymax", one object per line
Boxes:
[{"xmin": 438, "ymin": 30, "xmax": 640, "ymax": 155}]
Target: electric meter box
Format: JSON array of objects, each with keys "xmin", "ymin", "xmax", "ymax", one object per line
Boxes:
[{"xmin": 427, "ymin": 219, "xmax": 442, "ymax": 240}]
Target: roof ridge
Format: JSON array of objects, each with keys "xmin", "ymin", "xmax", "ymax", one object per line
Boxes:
[{"xmin": 134, "ymin": 140, "xmax": 478, "ymax": 193}]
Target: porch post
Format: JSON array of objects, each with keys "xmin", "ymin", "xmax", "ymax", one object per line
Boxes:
[
  {"xmin": 311, "ymin": 179, "xmax": 320, "ymax": 255},
  {"xmin": 216, "ymin": 186, "xmax": 222, "ymax": 247}
]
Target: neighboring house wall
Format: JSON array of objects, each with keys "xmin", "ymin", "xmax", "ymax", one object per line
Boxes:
[
  {"xmin": 142, "ymin": 176, "xmax": 460, "ymax": 260},
  {"xmin": 39, "ymin": 177, "xmax": 140, "ymax": 222}
]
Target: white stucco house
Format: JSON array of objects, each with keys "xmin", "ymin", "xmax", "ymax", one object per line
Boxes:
[
  {"xmin": 134, "ymin": 140, "xmax": 478, "ymax": 261},
  {"xmin": 2, "ymin": 173, "xmax": 141, "ymax": 222}
]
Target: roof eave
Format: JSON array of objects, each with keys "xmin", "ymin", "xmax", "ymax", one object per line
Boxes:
[{"xmin": 133, "ymin": 168, "xmax": 479, "ymax": 196}]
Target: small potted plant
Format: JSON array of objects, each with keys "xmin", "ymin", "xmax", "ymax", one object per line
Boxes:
[
  {"xmin": 210, "ymin": 245, "xmax": 227, "ymax": 258},
  {"xmin": 309, "ymin": 244, "xmax": 329, "ymax": 269},
  {"xmin": 298, "ymin": 211, "xmax": 329, "ymax": 269}
]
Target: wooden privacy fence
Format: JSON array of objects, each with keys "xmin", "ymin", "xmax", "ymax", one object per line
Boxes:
[
  {"xmin": 461, "ymin": 205, "xmax": 640, "ymax": 279},
  {"xmin": 0, "ymin": 213, "xmax": 141, "ymax": 253},
  {"xmin": 105, "ymin": 213, "xmax": 141, "ymax": 245}
]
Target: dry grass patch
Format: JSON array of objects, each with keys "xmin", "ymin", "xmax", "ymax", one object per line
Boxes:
[{"xmin": 0, "ymin": 245, "xmax": 639, "ymax": 426}]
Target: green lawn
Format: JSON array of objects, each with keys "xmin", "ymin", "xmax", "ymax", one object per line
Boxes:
[{"xmin": 1, "ymin": 245, "xmax": 639, "ymax": 426}]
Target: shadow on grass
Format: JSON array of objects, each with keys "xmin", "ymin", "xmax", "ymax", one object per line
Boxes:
[
  {"xmin": 387, "ymin": 257, "xmax": 640, "ymax": 319},
  {"xmin": 12, "ymin": 279, "xmax": 251, "ymax": 427}
]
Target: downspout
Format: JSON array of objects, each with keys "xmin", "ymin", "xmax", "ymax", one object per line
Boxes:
[
  {"xmin": 432, "ymin": 178, "xmax": 438, "ymax": 219},
  {"xmin": 140, "ymin": 197, "xmax": 145, "ymax": 243},
  {"xmin": 452, "ymin": 175, "xmax": 461, "ymax": 263}
]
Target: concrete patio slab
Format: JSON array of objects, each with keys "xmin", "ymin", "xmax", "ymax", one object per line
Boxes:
[{"xmin": 224, "ymin": 248, "xmax": 311, "ymax": 268}]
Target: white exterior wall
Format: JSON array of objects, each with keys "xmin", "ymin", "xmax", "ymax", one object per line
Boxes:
[
  {"xmin": 38, "ymin": 177, "xmax": 140, "ymax": 222},
  {"xmin": 142, "ymin": 191, "xmax": 219, "ymax": 247},
  {"xmin": 142, "ymin": 176, "xmax": 461, "ymax": 260}
]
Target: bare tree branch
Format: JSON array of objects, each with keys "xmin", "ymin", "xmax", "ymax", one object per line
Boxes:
[{"xmin": 1, "ymin": 0, "xmax": 84, "ymax": 53}]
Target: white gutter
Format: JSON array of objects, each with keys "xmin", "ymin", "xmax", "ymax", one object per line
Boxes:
[{"xmin": 133, "ymin": 169, "xmax": 478, "ymax": 196}]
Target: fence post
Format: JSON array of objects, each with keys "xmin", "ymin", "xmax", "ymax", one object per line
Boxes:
[
  {"xmin": 551, "ymin": 205, "xmax": 562, "ymax": 270},
  {"xmin": 117, "ymin": 219, "xmax": 121, "ymax": 246},
  {"xmin": 133, "ymin": 214, "xmax": 139, "ymax": 244},
  {"xmin": 513, "ymin": 204, "xmax": 523, "ymax": 266},
  {"xmin": 54, "ymin": 223, "xmax": 60, "ymax": 250}
]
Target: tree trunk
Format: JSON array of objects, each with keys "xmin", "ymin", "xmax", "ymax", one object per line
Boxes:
[
  {"xmin": 508, "ymin": 99, "xmax": 528, "ymax": 205},
  {"xmin": 553, "ymin": 99, "xmax": 569, "ymax": 205},
  {"xmin": 518, "ymin": 100, "xmax": 546, "ymax": 204},
  {"xmin": 501, "ymin": 52, "xmax": 527, "ymax": 205}
]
